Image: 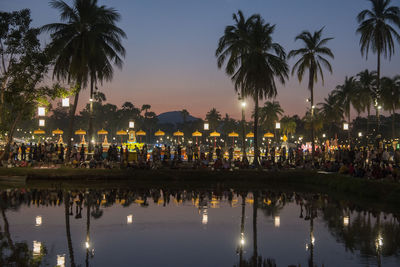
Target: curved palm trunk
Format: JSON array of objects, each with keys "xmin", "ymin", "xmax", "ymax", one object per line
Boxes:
[
  {"xmin": 367, "ymin": 108, "xmax": 370, "ymax": 135},
  {"xmin": 87, "ymin": 78, "xmax": 94, "ymax": 154},
  {"xmin": 348, "ymin": 110, "xmax": 351, "ymax": 147},
  {"xmin": 392, "ymin": 111, "xmax": 395, "ymax": 140},
  {"xmin": 66, "ymin": 88, "xmax": 81, "ymax": 161},
  {"xmin": 64, "ymin": 192, "xmax": 76, "ymax": 267},
  {"xmin": 241, "ymin": 106, "xmax": 247, "ymax": 160},
  {"xmin": 0, "ymin": 207, "xmax": 14, "ymax": 250},
  {"xmin": 253, "ymin": 95, "xmax": 260, "ymax": 167}
]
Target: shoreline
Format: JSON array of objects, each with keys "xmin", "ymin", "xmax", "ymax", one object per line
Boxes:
[{"xmin": 0, "ymin": 168, "xmax": 399, "ymax": 211}]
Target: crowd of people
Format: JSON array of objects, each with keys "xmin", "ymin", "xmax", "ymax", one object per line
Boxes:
[{"xmin": 2, "ymin": 141, "xmax": 400, "ymax": 180}]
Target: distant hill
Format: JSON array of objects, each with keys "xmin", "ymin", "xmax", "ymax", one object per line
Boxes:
[{"xmin": 157, "ymin": 111, "xmax": 199, "ymax": 125}]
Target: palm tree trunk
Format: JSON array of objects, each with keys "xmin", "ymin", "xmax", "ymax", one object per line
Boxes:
[
  {"xmin": 88, "ymin": 78, "xmax": 94, "ymax": 154},
  {"xmin": 66, "ymin": 85, "xmax": 81, "ymax": 161},
  {"xmin": 1, "ymin": 110, "xmax": 22, "ymax": 161},
  {"xmin": 253, "ymin": 95, "xmax": 260, "ymax": 167},
  {"xmin": 239, "ymin": 194, "xmax": 245, "ymax": 266},
  {"xmin": 252, "ymin": 192, "xmax": 258, "ymax": 262},
  {"xmin": 1, "ymin": 207, "xmax": 14, "ymax": 250},
  {"xmin": 309, "ymin": 69, "xmax": 315, "ymax": 162},
  {"xmin": 64, "ymin": 192, "xmax": 76, "ymax": 267},
  {"xmin": 367, "ymin": 108, "xmax": 370, "ymax": 135},
  {"xmin": 377, "ymin": 52, "xmax": 381, "ymax": 134},
  {"xmin": 241, "ymin": 104, "xmax": 247, "ymax": 160},
  {"xmin": 86, "ymin": 194, "xmax": 91, "ymax": 267},
  {"xmin": 392, "ymin": 111, "xmax": 395, "ymax": 140},
  {"xmin": 348, "ymin": 111, "xmax": 351, "ymax": 147}
]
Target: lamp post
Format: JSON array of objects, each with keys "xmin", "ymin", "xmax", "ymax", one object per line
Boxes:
[
  {"xmin": 275, "ymin": 122, "xmax": 281, "ymax": 145},
  {"xmin": 239, "ymin": 95, "xmax": 247, "ymax": 160},
  {"xmin": 203, "ymin": 121, "xmax": 209, "ymax": 145},
  {"xmin": 343, "ymin": 122, "xmax": 350, "ymax": 146}
]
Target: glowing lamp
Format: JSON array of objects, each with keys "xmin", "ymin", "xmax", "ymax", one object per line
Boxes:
[
  {"xmin": 358, "ymin": 132, "xmax": 362, "ymax": 137},
  {"xmin": 33, "ymin": 241, "xmax": 41, "ymax": 256},
  {"xmin": 62, "ymin": 98, "xmax": 69, "ymax": 107},
  {"xmin": 38, "ymin": 107, "xmax": 45, "ymax": 116},
  {"xmin": 204, "ymin": 122, "xmax": 209, "ymax": 131},
  {"xmin": 343, "ymin": 123, "xmax": 349, "ymax": 130},
  {"xmin": 57, "ymin": 255, "xmax": 65, "ymax": 267},
  {"xmin": 129, "ymin": 121, "xmax": 134, "ymax": 129},
  {"xmin": 343, "ymin": 216, "xmax": 349, "ymax": 227},
  {"xmin": 39, "ymin": 119, "xmax": 45, "ymax": 127},
  {"xmin": 241, "ymin": 101, "xmax": 246, "ymax": 107},
  {"xmin": 275, "ymin": 122, "xmax": 281, "ymax": 129}
]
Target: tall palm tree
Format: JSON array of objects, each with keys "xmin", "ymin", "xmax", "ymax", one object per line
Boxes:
[
  {"xmin": 357, "ymin": 0, "xmax": 400, "ymax": 133},
  {"xmin": 333, "ymin": 76, "xmax": 359, "ymax": 142},
  {"xmin": 257, "ymin": 101, "xmax": 284, "ymax": 131},
  {"xmin": 216, "ymin": 10, "xmax": 288, "ymax": 166},
  {"xmin": 381, "ymin": 76, "xmax": 400, "ymax": 138},
  {"xmin": 205, "ymin": 108, "xmax": 222, "ymax": 130},
  {"xmin": 356, "ymin": 70, "xmax": 377, "ymax": 134},
  {"xmin": 42, "ymin": 0, "xmax": 126, "ymax": 158},
  {"xmin": 288, "ymin": 27, "xmax": 334, "ymax": 160},
  {"xmin": 318, "ymin": 93, "xmax": 344, "ymax": 138}
]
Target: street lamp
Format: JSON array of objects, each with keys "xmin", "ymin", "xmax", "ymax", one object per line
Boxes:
[
  {"xmin": 129, "ymin": 121, "xmax": 134, "ymax": 129},
  {"xmin": 39, "ymin": 119, "xmax": 45, "ymax": 127},
  {"xmin": 203, "ymin": 122, "xmax": 209, "ymax": 131},
  {"xmin": 241, "ymin": 101, "xmax": 246, "ymax": 108},
  {"xmin": 38, "ymin": 107, "xmax": 45, "ymax": 116},
  {"xmin": 322, "ymin": 133, "xmax": 326, "ymax": 138},
  {"xmin": 62, "ymin": 98, "xmax": 70, "ymax": 107},
  {"xmin": 343, "ymin": 123, "xmax": 349, "ymax": 130},
  {"xmin": 275, "ymin": 122, "xmax": 281, "ymax": 129},
  {"xmin": 358, "ymin": 132, "xmax": 362, "ymax": 137}
]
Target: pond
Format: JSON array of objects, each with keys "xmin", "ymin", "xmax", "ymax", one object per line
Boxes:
[{"xmin": 0, "ymin": 186, "xmax": 399, "ymax": 267}]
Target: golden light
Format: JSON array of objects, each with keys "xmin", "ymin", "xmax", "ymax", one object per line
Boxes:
[
  {"xmin": 376, "ymin": 234, "xmax": 383, "ymax": 250},
  {"xmin": 240, "ymin": 233, "xmax": 245, "ymax": 245},
  {"xmin": 202, "ymin": 209, "xmax": 208, "ymax": 225},
  {"xmin": 39, "ymin": 119, "xmax": 45, "ymax": 127},
  {"xmin": 204, "ymin": 122, "xmax": 209, "ymax": 131},
  {"xmin": 127, "ymin": 214, "xmax": 133, "ymax": 224},
  {"xmin": 343, "ymin": 123, "xmax": 349, "ymax": 130},
  {"xmin": 358, "ymin": 132, "xmax": 362, "ymax": 137},
  {"xmin": 57, "ymin": 255, "xmax": 65, "ymax": 267},
  {"xmin": 85, "ymin": 241, "xmax": 90, "ymax": 249},
  {"xmin": 241, "ymin": 101, "xmax": 246, "ymax": 108},
  {"xmin": 33, "ymin": 241, "xmax": 41, "ymax": 256},
  {"xmin": 129, "ymin": 121, "xmax": 134, "ymax": 128},
  {"xmin": 275, "ymin": 122, "xmax": 281, "ymax": 129},
  {"xmin": 35, "ymin": 216, "xmax": 42, "ymax": 226},
  {"xmin": 343, "ymin": 216, "xmax": 349, "ymax": 227},
  {"xmin": 62, "ymin": 98, "xmax": 69, "ymax": 107},
  {"xmin": 38, "ymin": 107, "xmax": 45, "ymax": 116},
  {"xmin": 274, "ymin": 216, "xmax": 280, "ymax": 228},
  {"xmin": 322, "ymin": 134, "xmax": 326, "ymax": 138}
]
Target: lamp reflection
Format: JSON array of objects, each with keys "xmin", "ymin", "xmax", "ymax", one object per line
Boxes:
[
  {"xmin": 35, "ymin": 215, "xmax": 42, "ymax": 226},
  {"xmin": 33, "ymin": 240, "xmax": 41, "ymax": 256},
  {"xmin": 343, "ymin": 216, "xmax": 349, "ymax": 227},
  {"xmin": 127, "ymin": 214, "xmax": 133, "ymax": 224},
  {"xmin": 57, "ymin": 254, "xmax": 65, "ymax": 267},
  {"xmin": 202, "ymin": 208, "xmax": 208, "ymax": 225},
  {"xmin": 274, "ymin": 216, "xmax": 280, "ymax": 228}
]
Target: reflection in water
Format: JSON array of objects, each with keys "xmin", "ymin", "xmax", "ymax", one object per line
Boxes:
[{"xmin": 0, "ymin": 187, "xmax": 399, "ymax": 266}]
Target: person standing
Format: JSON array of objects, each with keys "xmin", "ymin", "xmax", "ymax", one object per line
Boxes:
[{"xmin": 21, "ymin": 143, "xmax": 26, "ymax": 161}]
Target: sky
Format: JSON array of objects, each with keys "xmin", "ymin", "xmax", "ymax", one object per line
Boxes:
[{"xmin": 2, "ymin": 0, "xmax": 400, "ymax": 119}]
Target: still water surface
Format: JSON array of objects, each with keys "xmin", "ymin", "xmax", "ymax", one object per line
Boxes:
[{"xmin": 0, "ymin": 186, "xmax": 399, "ymax": 267}]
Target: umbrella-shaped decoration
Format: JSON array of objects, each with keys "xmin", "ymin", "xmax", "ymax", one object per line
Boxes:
[
  {"xmin": 209, "ymin": 131, "xmax": 220, "ymax": 147},
  {"xmin": 136, "ymin": 130, "xmax": 146, "ymax": 143},
  {"xmin": 52, "ymin": 128, "xmax": 64, "ymax": 144},
  {"xmin": 228, "ymin": 131, "xmax": 239, "ymax": 146},
  {"xmin": 173, "ymin": 130, "xmax": 184, "ymax": 144},
  {"xmin": 33, "ymin": 129, "xmax": 45, "ymax": 142},
  {"xmin": 192, "ymin": 130, "xmax": 202, "ymax": 144},
  {"xmin": 117, "ymin": 130, "xmax": 128, "ymax": 144},
  {"xmin": 155, "ymin": 129, "xmax": 165, "ymax": 144},
  {"xmin": 246, "ymin": 132, "xmax": 254, "ymax": 138},
  {"xmin": 97, "ymin": 129, "xmax": 108, "ymax": 144},
  {"xmin": 264, "ymin": 132, "xmax": 274, "ymax": 138},
  {"xmin": 74, "ymin": 129, "xmax": 86, "ymax": 145}
]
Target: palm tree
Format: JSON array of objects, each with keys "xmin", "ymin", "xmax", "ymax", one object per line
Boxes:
[
  {"xmin": 141, "ymin": 104, "xmax": 151, "ymax": 117},
  {"xmin": 42, "ymin": 0, "xmax": 126, "ymax": 159},
  {"xmin": 257, "ymin": 101, "xmax": 284, "ymax": 131},
  {"xmin": 288, "ymin": 27, "xmax": 334, "ymax": 160},
  {"xmin": 357, "ymin": 0, "xmax": 400, "ymax": 133},
  {"xmin": 206, "ymin": 108, "xmax": 222, "ymax": 130},
  {"xmin": 280, "ymin": 116, "xmax": 296, "ymax": 137},
  {"xmin": 381, "ymin": 76, "xmax": 400, "ymax": 138},
  {"xmin": 216, "ymin": 10, "xmax": 288, "ymax": 166},
  {"xmin": 181, "ymin": 109, "xmax": 189, "ymax": 124},
  {"xmin": 333, "ymin": 76, "xmax": 359, "ymax": 142},
  {"xmin": 356, "ymin": 70, "xmax": 377, "ymax": 134},
  {"xmin": 318, "ymin": 93, "xmax": 344, "ymax": 138}
]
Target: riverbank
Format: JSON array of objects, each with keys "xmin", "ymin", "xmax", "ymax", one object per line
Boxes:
[{"xmin": 0, "ymin": 167, "xmax": 399, "ymax": 210}]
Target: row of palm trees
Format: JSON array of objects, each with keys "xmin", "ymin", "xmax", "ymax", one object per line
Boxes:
[
  {"xmin": 216, "ymin": 0, "xmax": 400, "ymax": 166},
  {"xmin": 319, "ymin": 70, "xmax": 400, "ymax": 140}
]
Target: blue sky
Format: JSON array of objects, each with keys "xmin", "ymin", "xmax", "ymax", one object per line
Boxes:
[{"xmin": 2, "ymin": 0, "xmax": 400, "ymax": 118}]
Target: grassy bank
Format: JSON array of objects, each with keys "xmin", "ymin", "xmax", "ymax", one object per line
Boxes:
[{"xmin": 0, "ymin": 167, "xmax": 399, "ymax": 210}]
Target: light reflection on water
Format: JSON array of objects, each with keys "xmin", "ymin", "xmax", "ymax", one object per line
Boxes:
[{"xmin": 0, "ymin": 187, "xmax": 399, "ymax": 267}]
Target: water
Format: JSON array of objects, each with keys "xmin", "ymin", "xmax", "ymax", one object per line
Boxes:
[{"xmin": 0, "ymin": 186, "xmax": 399, "ymax": 267}]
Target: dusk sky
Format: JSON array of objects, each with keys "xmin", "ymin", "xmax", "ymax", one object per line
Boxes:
[{"xmin": 2, "ymin": 0, "xmax": 400, "ymax": 119}]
